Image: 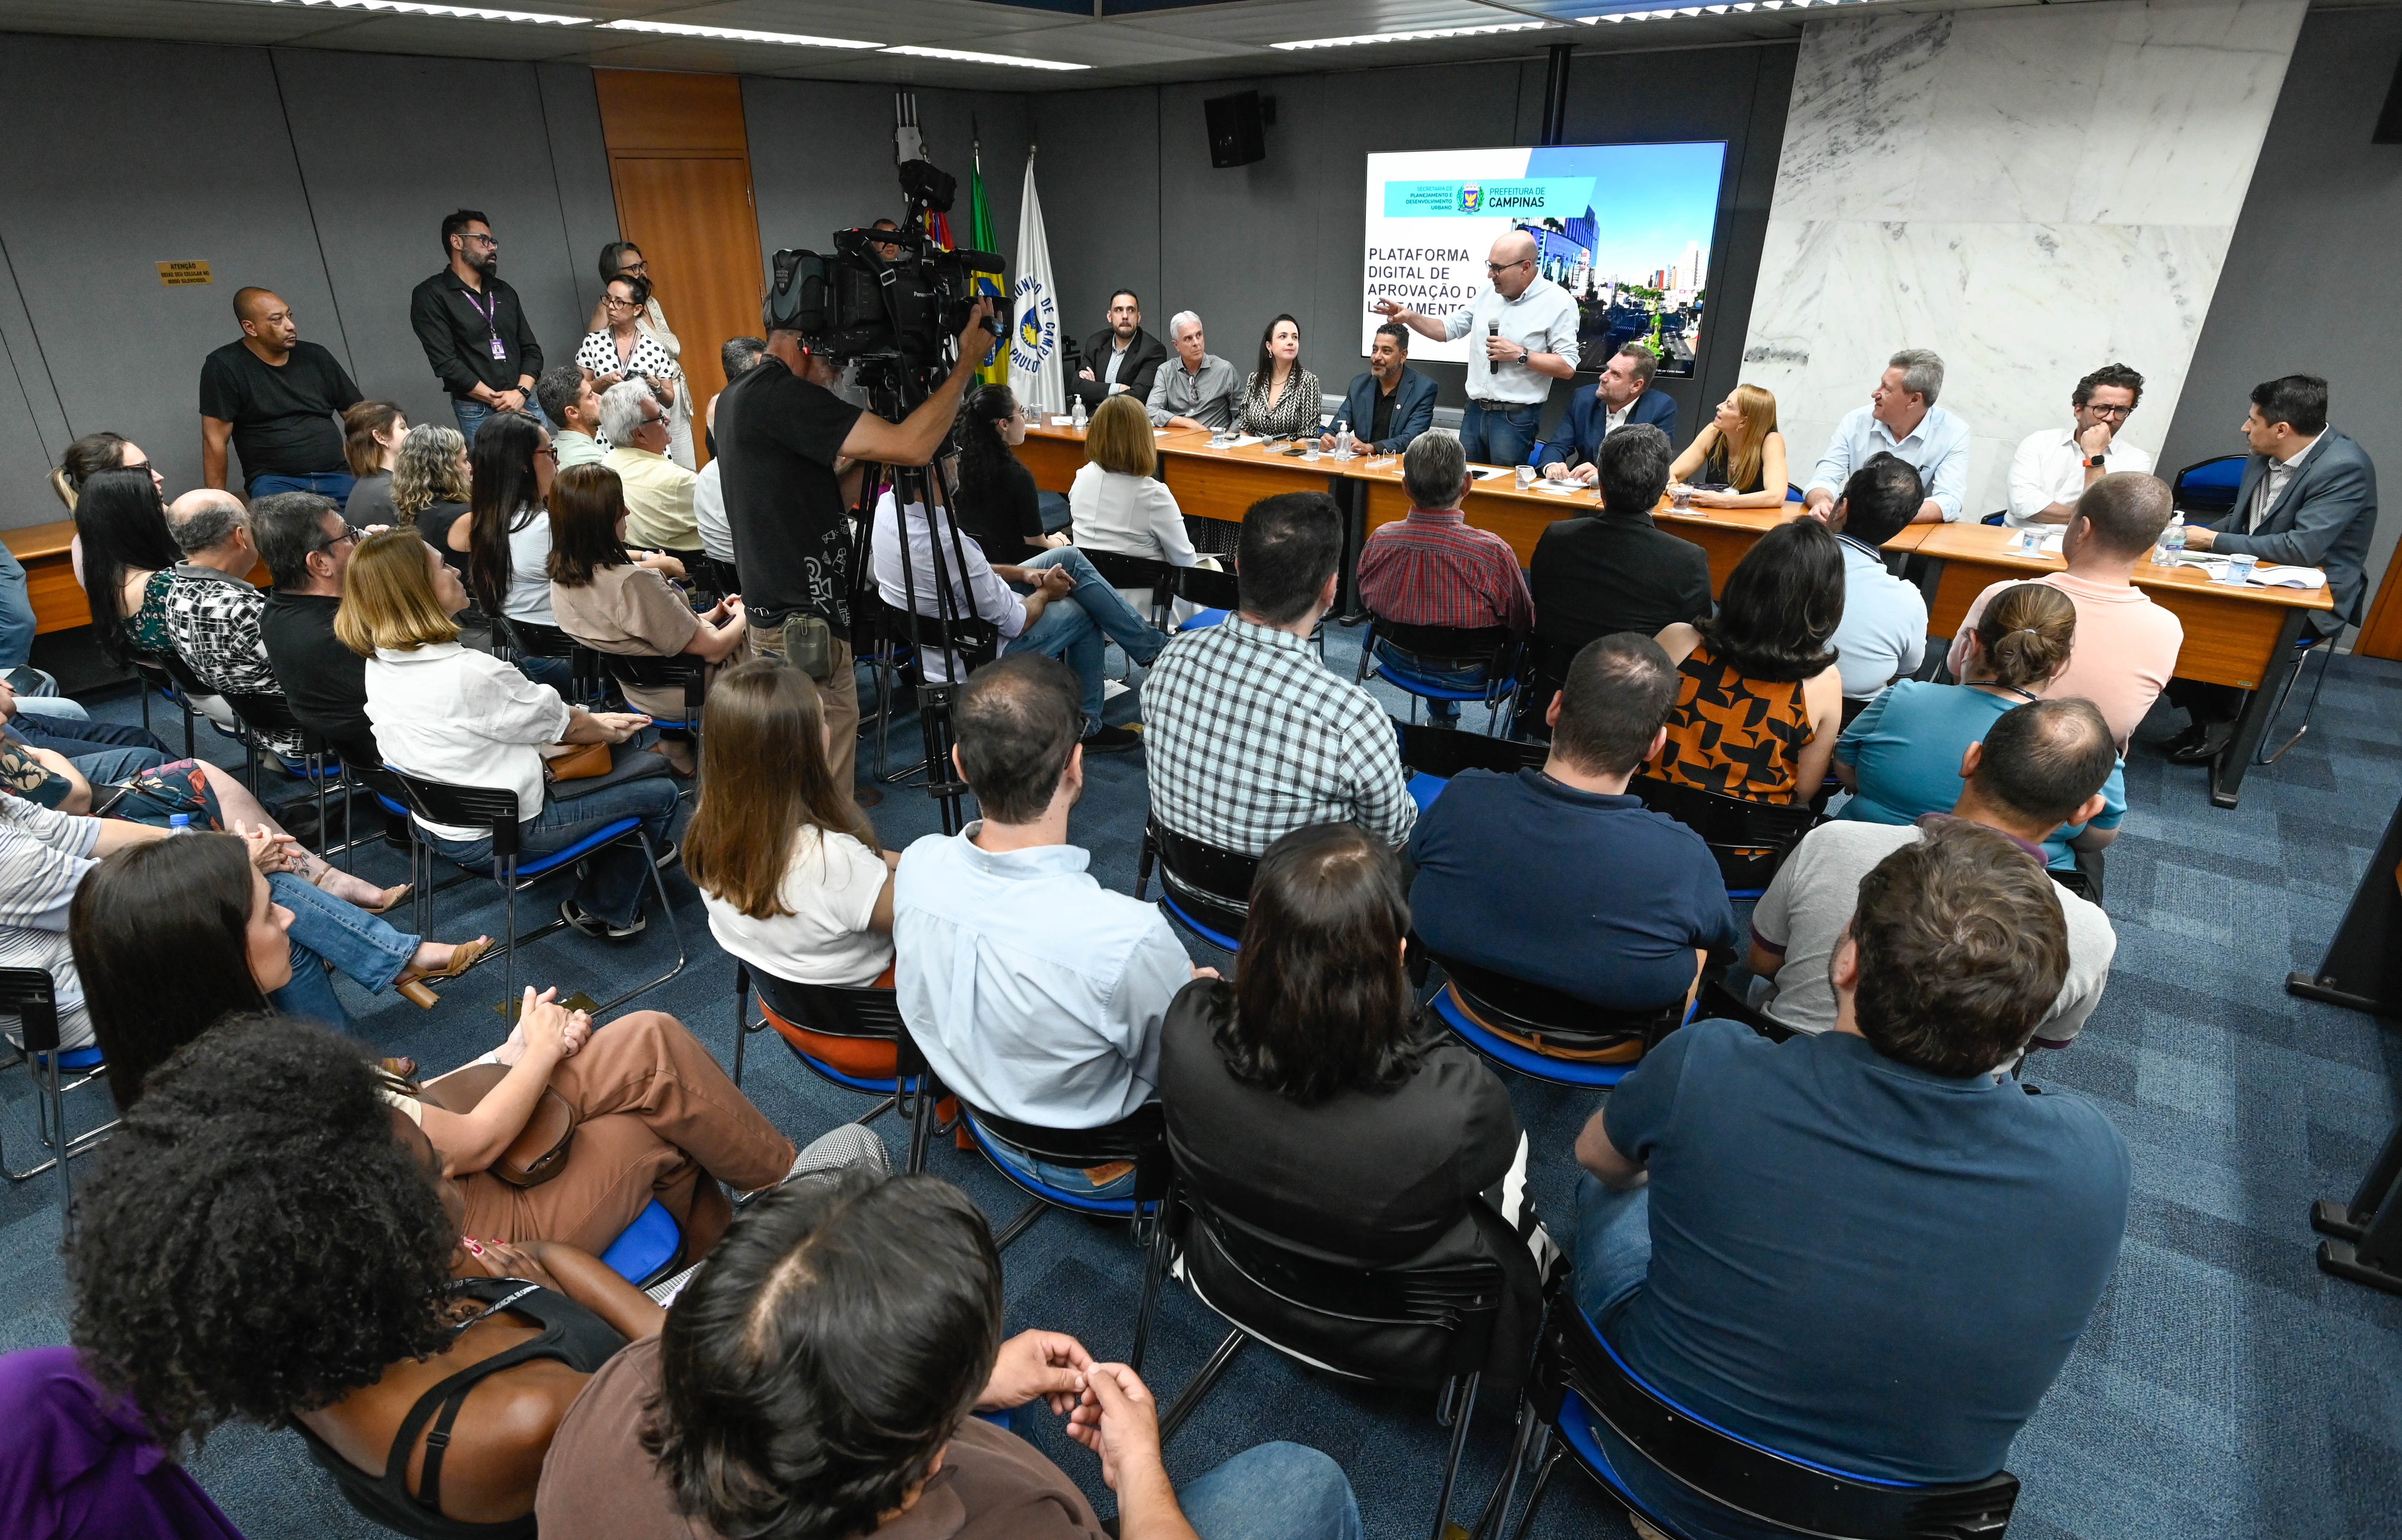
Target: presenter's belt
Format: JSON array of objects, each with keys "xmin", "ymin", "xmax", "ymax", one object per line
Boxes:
[{"xmin": 1471, "ymin": 398, "xmax": 1540, "ymax": 411}]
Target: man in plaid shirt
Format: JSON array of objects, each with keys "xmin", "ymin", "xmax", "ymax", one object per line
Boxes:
[
  {"xmin": 1143, "ymin": 492, "xmax": 1415, "ymax": 856},
  {"xmin": 161, "ymin": 491, "xmax": 308, "ymax": 760},
  {"xmin": 1357, "ymin": 432, "xmax": 1533, "ymax": 722}
]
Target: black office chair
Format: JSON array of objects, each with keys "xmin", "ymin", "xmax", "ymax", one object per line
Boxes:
[
  {"xmin": 220, "ymin": 690, "xmax": 353, "ymax": 850},
  {"xmin": 731, "ymin": 961, "xmax": 912, "ymax": 1128},
  {"xmin": 598, "ymin": 651, "xmax": 708, "ymax": 771},
  {"xmin": 0, "ymin": 967, "xmax": 112, "ymax": 1230},
  {"xmin": 2171, "ymin": 453, "xmax": 2247, "ymax": 518},
  {"xmin": 1415, "ymin": 940, "xmax": 1688, "ymax": 1092},
  {"xmin": 1493, "ymin": 1277, "xmax": 2020, "ymax": 1540},
  {"xmin": 1628, "ymin": 775, "xmax": 1823, "ymax": 899},
  {"xmin": 125, "ymin": 651, "xmax": 195, "ymax": 758},
  {"xmin": 872, "ymin": 598, "xmax": 1001, "ymax": 786},
  {"xmin": 1357, "ymin": 615, "xmax": 1522, "ymax": 732},
  {"xmin": 1394, "ymin": 720, "xmax": 1546, "ymax": 815},
  {"xmin": 1134, "ymin": 817, "xmax": 1256, "ymax": 953},
  {"xmin": 492, "ymin": 614, "xmax": 605, "ymax": 705},
  {"xmin": 1077, "ymin": 547, "xmax": 1181, "ymax": 630}
]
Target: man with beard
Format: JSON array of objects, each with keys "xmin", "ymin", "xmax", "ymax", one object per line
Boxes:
[
  {"xmin": 409, "ymin": 208, "xmax": 547, "ymax": 445},
  {"xmin": 1069, "ymin": 288, "xmax": 1169, "ymax": 411}
]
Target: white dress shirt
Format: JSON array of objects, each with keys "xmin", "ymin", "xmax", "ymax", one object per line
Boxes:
[
  {"xmin": 1808, "ymin": 404, "xmax": 1975, "ymax": 522},
  {"xmin": 2004, "ymin": 428, "xmax": 2155, "ymax": 526},
  {"xmin": 1442, "ymin": 276, "xmax": 1581, "ymax": 404},
  {"xmin": 363, "ymin": 642, "xmax": 571, "ymax": 840},
  {"xmin": 693, "ymin": 459, "xmax": 733, "ymax": 563},
  {"xmin": 870, "ymin": 492, "xmax": 1024, "ymax": 682},
  {"xmin": 1068, "ymin": 463, "xmax": 1197, "ymax": 612}
]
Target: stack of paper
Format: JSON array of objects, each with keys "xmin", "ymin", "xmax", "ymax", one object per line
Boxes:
[{"xmin": 2251, "ymin": 565, "xmax": 2327, "ymax": 589}]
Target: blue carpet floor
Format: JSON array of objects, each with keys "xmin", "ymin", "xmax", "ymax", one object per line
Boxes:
[{"xmin": 3, "ymin": 623, "xmax": 2399, "ymax": 1540}]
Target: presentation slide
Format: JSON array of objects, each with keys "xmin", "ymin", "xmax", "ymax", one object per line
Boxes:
[{"xmin": 1362, "ymin": 142, "xmax": 1727, "ymax": 377}]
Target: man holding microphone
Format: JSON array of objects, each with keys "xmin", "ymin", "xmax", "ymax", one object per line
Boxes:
[{"xmin": 1374, "ymin": 229, "xmax": 1580, "ymax": 467}]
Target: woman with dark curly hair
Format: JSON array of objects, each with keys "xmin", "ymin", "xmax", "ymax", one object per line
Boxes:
[
  {"xmin": 1156, "ymin": 822, "xmax": 1541, "ymax": 1386},
  {"xmin": 1650, "ymin": 515, "xmax": 1847, "ymax": 803},
  {"xmin": 67, "ymin": 1013, "xmax": 664, "ymax": 1538}
]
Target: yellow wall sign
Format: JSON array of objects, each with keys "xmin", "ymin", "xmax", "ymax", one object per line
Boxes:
[{"xmin": 157, "ymin": 260, "xmax": 212, "ymax": 286}]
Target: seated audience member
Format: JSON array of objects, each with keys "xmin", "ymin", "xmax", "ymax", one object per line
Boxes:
[
  {"xmin": 1543, "ymin": 342, "xmax": 1678, "ymax": 481},
  {"xmin": 1324, "ymin": 321, "xmax": 1437, "ymax": 454},
  {"xmin": 450, "ymin": 410, "xmax": 573, "ymax": 686},
  {"xmin": 547, "ymin": 463, "xmax": 746, "ymax": 777},
  {"xmin": 1146, "ymin": 310, "xmax": 1241, "ymax": 432},
  {"xmin": 601, "ymin": 379, "xmax": 703, "ymax": 562},
  {"xmin": 1754, "ymin": 698, "xmax": 2118, "ymax": 1049},
  {"xmin": 688, "ymin": 660, "xmax": 897, "ymax": 1077},
  {"xmin": 198, "ymin": 285, "xmax": 362, "ymax": 502},
  {"xmin": 1652, "ymin": 517, "xmax": 1845, "ymax": 803},
  {"xmin": 1947, "ymin": 471, "xmax": 2180, "ymax": 748},
  {"xmin": 1071, "ymin": 392, "xmax": 1199, "ymax": 611},
  {"xmin": 1667, "ymin": 383, "xmax": 1788, "ymax": 508},
  {"xmin": 160, "ymin": 490, "xmax": 309, "ymax": 760},
  {"xmin": 1572, "ymin": 819, "xmax": 2129, "ymax": 1540},
  {"xmin": 391, "ymin": 422, "xmax": 472, "ymax": 554},
  {"xmin": 75, "ymin": 837, "xmax": 794, "ymax": 1258},
  {"xmin": 1356, "ymin": 430, "xmax": 1532, "ymax": 721},
  {"xmin": 956, "ymin": 383, "xmax": 1064, "ymax": 561},
  {"xmin": 1235, "ymin": 314, "xmax": 1324, "ymax": 440},
  {"xmin": 538, "ymin": 1166, "xmax": 1361, "ymax": 1540},
  {"xmin": 537, "ymin": 362, "xmax": 609, "ymax": 468},
  {"xmin": 1815, "ymin": 453, "xmax": 1930, "ymax": 701},
  {"xmin": 873, "ymin": 486, "xmax": 1165, "ymax": 755},
  {"xmin": 2167, "ymin": 374, "xmax": 2378, "ymax": 763},
  {"xmin": 75, "ymin": 466, "xmax": 187, "ymax": 672},
  {"xmin": 2006, "ymin": 363, "xmax": 2152, "ymax": 526},
  {"xmin": 68, "ymin": 1017, "xmax": 669, "ymax": 1537},
  {"xmin": 692, "ymin": 339, "xmax": 767, "ymax": 593},
  {"xmin": 1802, "ymin": 348, "xmax": 1970, "ymax": 523},
  {"xmin": 70, "ymin": 827, "xmax": 478, "ymax": 1045},
  {"xmin": 1070, "ymin": 287, "xmax": 1171, "ymax": 409},
  {"xmin": 1163, "ymin": 822, "xmax": 1543, "ymax": 1379},
  {"xmin": 895, "ymin": 655, "xmax": 1200, "ymax": 1195},
  {"xmin": 256, "ymin": 491, "xmax": 383, "ymax": 768},
  {"xmin": 48, "ymin": 430, "xmax": 159, "ymax": 516},
  {"xmin": 703, "ymin": 334, "xmax": 766, "ymax": 459},
  {"xmin": 1840, "ymin": 582, "xmax": 2123, "ymax": 870},
  {"xmin": 340, "ymin": 400, "xmax": 410, "ymax": 526},
  {"xmin": 1145, "ymin": 492, "xmax": 1416, "ymax": 854},
  {"xmin": 1529, "ymin": 425, "xmax": 1712, "ymax": 679},
  {"xmin": 0, "ymin": 1344, "xmax": 245, "ymax": 1540},
  {"xmin": 1409, "ymin": 633, "xmax": 1736, "ymax": 1010},
  {"xmin": 344, "ymin": 530, "xmax": 679, "ymax": 944},
  {"xmin": 0, "ymin": 674, "xmax": 168, "ymax": 771}
]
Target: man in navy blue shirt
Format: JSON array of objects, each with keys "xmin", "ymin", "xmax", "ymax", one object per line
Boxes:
[
  {"xmin": 1572, "ymin": 818, "xmax": 2130, "ymax": 1540},
  {"xmin": 1407, "ymin": 631, "xmax": 1735, "ymax": 1010}
]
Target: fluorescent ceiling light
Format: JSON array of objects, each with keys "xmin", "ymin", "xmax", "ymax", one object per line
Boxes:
[
  {"xmin": 1273, "ymin": 20, "xmax": 1550, "ymax": 51},
  {"xmin": 260, "ymin": 0, "xmax": 585, "ymax": 20},
  {"xmin": 598, "ymin": 18, "xmax": 879, "ymax": 47},
  {"xmin": 882, "ymin": 45, "xmax": 1089, "ymax": 70},
  {"xmin": 1583, "ymin": 0, "xmax": 1839, "ymax": 18}
]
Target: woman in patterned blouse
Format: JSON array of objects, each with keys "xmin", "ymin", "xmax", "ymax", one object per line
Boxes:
[
  {"xmin": 1234, "ymin": 313, "xmax": 1324, "ymax": 440},
  {"xmin": 575, "ymin": 275, "xmax": 690, "ymax": 469}
]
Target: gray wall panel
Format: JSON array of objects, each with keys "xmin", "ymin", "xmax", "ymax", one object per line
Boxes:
[
  {"xmin": 1030, "ymin": 86, "xmax": 1162, "ymax": 345},
  {"xmin": 537, "ymin": 61, "xmax": 625, "ymax": 329}
]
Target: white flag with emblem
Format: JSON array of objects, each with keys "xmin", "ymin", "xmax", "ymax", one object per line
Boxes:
[{"xmin": 1007, "ymin": 152, "xmax": 1063, "ymax": 415}]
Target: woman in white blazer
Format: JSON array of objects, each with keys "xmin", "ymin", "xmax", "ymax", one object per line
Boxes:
[{"xmin": 1068, "ymin": 394, "xmax": 1200, "ymax": 619}]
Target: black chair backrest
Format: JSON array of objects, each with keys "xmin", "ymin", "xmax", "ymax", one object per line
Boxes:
[
  {"xmin": 1395, "ymin": 722, "xmax": 1545, "ymax": 782},
  {"xmin": 1150, "ymin": 819, "xmax": 1257, "ymax": 934},
  {"xmin": 155, "ymin": 649, "xmax": 217, "ymax": 700},
  {"xmin": 387, "ymin": 769, "xmax": 526, "ymax": 858},
  {"xmin": 0, "ymin": 966, "xmax": 63, "ymax": 1055},
  {"xmin": 2049, "ymin": 866, "xmax": 2098, "ymax": 905},
  {"xmin": 1174, "ymin": 564, "xmax": 1241, "ymax": 614},
  {"xmin": 496, "ymin": 616, "xmax": 580, "ymax": 659},
  {"xmin": 125, "ymin": 651, "xmax": 179, "ymax": 699},
  {"xmin": 1372, "ymin": 616, "xmax": 1517, "ymax": 671},
  {"xmin": 749, "ymin": 966, "xmax": 904, "ymax": 1044},
  {"xmin": 1078, "ymin": 547, "xmax": 1177, "ymax": 608},
  {"xmin": 1544, "ymin": 1300, "xmax": 2020, "ymax": 1540},
  {"xmin": 880, "ymin": 599, "xmax": 1000, "ymax": 676},
  {"xmin": 1628, "ymin": 775, "xmax": 1821, "ymax": 892},
  {"xmin": 890, "ymin": 1012, "xmax": 1169, "ymax": 1202},
  {"xmin": 599, "ymin": 651, "xmax": 707, "ymax": 718},
  {"xmin": 1421, "ymin": 942, "xmax": 1682, "ymax": 1056},
  {"xmin": 220, "ymin": 690, "xmax": 325, "ymax": 755}
]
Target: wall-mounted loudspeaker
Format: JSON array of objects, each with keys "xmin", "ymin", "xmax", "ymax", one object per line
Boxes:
[
  {"xmin": 1205, "ymin": 90, "xmax": 1270, "ymax": 168},
  {"xmin": 2377, "ymin": 50, "xmax": 2402, "ymax": 143}
]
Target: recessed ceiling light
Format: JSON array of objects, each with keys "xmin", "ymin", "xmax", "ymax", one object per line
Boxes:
[
  {"xmin": 597, "ymin": 18, "xmax": 879, "ymax": 48},
  {"xmin": 1272, "ymin": 21, "xmax": 1550, "ymax": 51},
  {"xmin": 259, "ymin": 0, "xmax": 585, "ymax": 21},
  {"xmin": 881, "ymin": 45, "xmax": 1089, "ymax": 70}
]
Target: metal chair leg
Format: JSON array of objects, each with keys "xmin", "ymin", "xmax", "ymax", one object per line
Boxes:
[
  {"xmin": 1431, "ymin": 1372, "xmax": 1483, "ymax": 1540},
  {"xmin": 2257, "ymin": 641, "xmax": 2334, "ymax": 766},
  {"xmin": 992, "ymin": 1196, "xmax": 1048, "ymax": 1251},
  {"xmin": 591, "ymin": 832, "xmax": 689, "ymax": 1015},
  {"xmin": 733, "ymin": 964, "xmax": 751, "ymax": 1087},
  {"xmin": 1503, "ymin": 1431, "xmax": 1564, "ymax": 1540},
  {"xmin": 906, "ymin": 1072, "xmax": 936, "ymax": 1174},
  {"xmin": 1157, "ymin": 1329, "xmax": 1246, "ymax": 1445},
  {"xmin": 1470, "ymin": 1395, "xmax": 1540, "ymax": 1540},
  {"xmin": 501, "ymin": 855, "xmax": 519, "ymax": 1015},
  {"xmin": 1130, "ymin": 1195, "xmax": 1173, "ymax": 1374}
]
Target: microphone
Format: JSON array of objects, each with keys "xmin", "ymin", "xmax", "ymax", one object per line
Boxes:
[{"xmin": 1487, "ymin": 318, "xmax": 1500, "ymax": 338}]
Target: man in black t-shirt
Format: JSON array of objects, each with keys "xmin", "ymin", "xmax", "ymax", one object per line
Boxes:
[
  {"xmin": 714, "ymin": 294, "xmax": 995, "ymax": 791},
  {"xmin": 252, "ymin": 492, "xmax": 382, "ymax": 769},
  {"xmin": 199, "ymin": 287, "xmax": 363, "ymax": 502}
]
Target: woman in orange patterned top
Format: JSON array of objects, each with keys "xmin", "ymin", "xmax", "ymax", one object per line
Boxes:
[{"xmin": 1651, "ymin": 517, "xmax": 1846, "ymax": 802}]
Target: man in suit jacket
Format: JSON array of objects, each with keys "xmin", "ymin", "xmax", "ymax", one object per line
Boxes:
[
  {"xmin": 1542, "ymin": 342, "xmax": 1678, "ymax": 479},
  {"xmin": 2165, "ymin": 373, "xmax": 2378, "ymax": 763},
  {"xmin": 1068, "ymin": 288, "xmax": 1169, "ymax": 410},
  {"xmin": 1322, "ymin": 322, "xmax": 1437, "ymax": 455}
]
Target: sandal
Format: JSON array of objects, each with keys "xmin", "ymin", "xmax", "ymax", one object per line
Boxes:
[
  {"xmin": 394, "ymin": 937, "xmax": 495, "ymax": 1008},
  {"xmin": 363, "ymin": 883, "xmax": 416, "ymax": 915}
]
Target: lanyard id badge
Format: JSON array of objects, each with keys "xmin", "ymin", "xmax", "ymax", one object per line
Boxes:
[{"xmin": 462, "ymin": 286, "xmax": 507, "ymax": 360}]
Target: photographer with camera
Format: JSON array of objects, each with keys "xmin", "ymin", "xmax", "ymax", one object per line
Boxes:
[{"xmin": 714, "ymin": 288, "xmax": 995, "ymax": 793}]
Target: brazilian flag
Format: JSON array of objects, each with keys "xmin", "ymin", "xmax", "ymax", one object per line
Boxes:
[{"xmin": 967, "ymin": 142, "xmax": 1008, "ymax": 384}]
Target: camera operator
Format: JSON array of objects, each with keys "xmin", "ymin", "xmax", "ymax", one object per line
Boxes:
[{"xmin": 715, "ymin": 292, "xmax": 996, "ymax": 794}]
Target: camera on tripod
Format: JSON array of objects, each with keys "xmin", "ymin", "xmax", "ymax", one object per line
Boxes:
[{"xmin": 764, "ymin": 158, "xmax": 1003, "ymax": 404}]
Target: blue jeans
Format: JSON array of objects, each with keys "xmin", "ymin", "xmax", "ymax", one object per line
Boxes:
[
  {"xmin": 0, "ymin": 547, "xmax": 33, "ymax": 670},
  {"xmin": 453, "ymin": 394, "xmax": 552, "ymax": 446},
  {"xmin": 67, "ymin": 745, "xmax": 167, "ymax": 787},
  {"xmin": 263, "ymin": 870, "xmax": 423, "ymax": 1030},
  {"xmin": 1572, "ymin": 1172, "xmax": 1653, "ymax": 1326},
  {"xmin": 1179, "ymin": 1441, "xmax": 1362, "ymax": 1540},
  {"xmin": 1460, "ymin": 400, "xmax": 1541, "ymax": 468},
  {"xmin": 248, "ymin": 470, "xmax": 357, "ymax": 507},
  {"xmin": 1009, "ymin": 547, "xmax": 1168, "ymax": 734},
  {"xmin": 1370, "ymin": 637, "xmax": 1490, "ymax": 722},
  {"xmin": 420, "ymin": 759, "xmax": 679, "ymax": 926},
  {"xmin": 985, "ymin": 1130, "xmax": 1137, "ymax": 1201}
]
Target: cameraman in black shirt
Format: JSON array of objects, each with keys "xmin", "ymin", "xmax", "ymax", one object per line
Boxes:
[{"xmin": 715, "ymin": 293, "xmax": 995, "ymax": 793}]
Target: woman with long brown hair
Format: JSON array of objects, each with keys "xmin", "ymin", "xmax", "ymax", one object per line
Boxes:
[
  {"xmin": 686, "ymin": 659, "xmax": 898, "ymax": 1073},
  {"xmin": 1668, "ymin": 383, "xmax": 1788, "ymax": 508}
]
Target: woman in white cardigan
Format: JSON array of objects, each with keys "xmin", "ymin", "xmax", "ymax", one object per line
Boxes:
[{"xmin": 1068, "ymin": 394, "xmax": 1198, "ymax": 618}]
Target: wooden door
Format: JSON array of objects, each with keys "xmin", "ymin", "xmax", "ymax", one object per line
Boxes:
[{"xmin": 594, "ymin": 71, "xmax": 763, "ymax": 467}]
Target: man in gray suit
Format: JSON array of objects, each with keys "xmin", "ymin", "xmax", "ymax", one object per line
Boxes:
[{"xmin": 2165, "ymin": 374, "xmax": 2378, "ymax": 763}]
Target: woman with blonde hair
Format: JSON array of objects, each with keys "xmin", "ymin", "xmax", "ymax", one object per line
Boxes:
[
  {"xmin": 341, "ymin": 402, "xmax": 410, "ymax": 526},
  {"xmin": 1069, "ymin": 392, "xmax": 1199, "ymax": 615},
  {"xmin": 1668, "ymin": 383, "xmax": 1788, "ymax": 509},
  {"xmin": 1834, "ymin": 581, "xmax": 2125, "ymax": 869},
  {"xmin": 390, "ymin": 424, "xmax": 471, "ymax": 558},
  {"xmin": 686, "ymin": 659, "xmax": 899, "ymax": 1075}
]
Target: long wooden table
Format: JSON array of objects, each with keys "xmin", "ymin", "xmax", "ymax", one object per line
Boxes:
[
  {"xmin": 3, "ymin": 520, "xmax": 90, "ymax": 635},
  {"xmin": 1021, "ymin": 422, "xmax": 1343, "ymax": 527},
  {"xmin": 1912, "ymin": 522, "xmax": 2334, "ymax": 809}
]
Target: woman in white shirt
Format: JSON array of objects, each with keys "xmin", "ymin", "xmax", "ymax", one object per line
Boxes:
[
  {"xmin": 1068, "ymin": 393, "xmax": 1198, "ymax": 616},
  {"xmin": 341, "ymin": 530, "xmax": 681, "ymax": 943},
  {"xmin": 446, "ymin": 409, "xmax": 574, "ymax": 690},
  {"xmin": 685, "ymin": 660, "xmax": 901, "ymax": 1076}
]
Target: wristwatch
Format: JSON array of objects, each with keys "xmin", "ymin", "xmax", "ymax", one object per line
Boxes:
[
  {"xmin": 1519, "ymin": 344, "xmax": 1532, "ymax": 365},
  {"xmin": 2084, "ymin": 454, "xmax": 2106, "ymax": 468}
]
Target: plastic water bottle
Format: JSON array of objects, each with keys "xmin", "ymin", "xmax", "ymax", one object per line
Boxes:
[
  {"xmin": 1335, "ymin": 427, "xmax": 1355, "ymax": 459},
  {"xmin": 167, "ymin": 813, "xmax": 192, "ymax": 835},
  {"xmin": 2151, "ymin": 512, "xmax": 2186, "ymax": 566},
  {"xmin": 1070, "ymin": 396, "xmax": 1088, "ymax": 432}
]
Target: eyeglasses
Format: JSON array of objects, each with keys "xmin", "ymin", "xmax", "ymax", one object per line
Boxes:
[
  {"xmin": 2086, "ymin": 403, "xmax": 2135, "ymax": 419},
  {"xmin": 535, "ymin": 445, "xmax": 559, "ymax": 461},
  {"xmin": 603, "ymin": 296, "xmax": 641, "ymax": 311},
  {"xmin": 310, "ymin": 521, "xmax": 362, "ymax": 554},
  {"xmin": 1487, "ymin": 259, "xmax": 1530, "ymax": 273},
  {"xmin": 620, "ymin": 259, "xmax": 648, "ymax": 274},
  {"xmin": 463, "ymin": 233, "xmax": 498, "ymax": 248}
]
